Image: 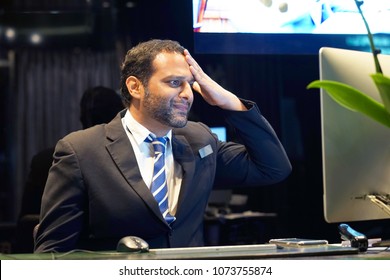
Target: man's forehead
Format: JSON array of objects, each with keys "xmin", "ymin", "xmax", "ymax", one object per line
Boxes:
[{"xmin": 153, "ymin": 52, "xmax": 192, "ymax": 76}]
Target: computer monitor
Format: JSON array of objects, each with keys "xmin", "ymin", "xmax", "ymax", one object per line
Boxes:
[
  {"xmin": 210, "ymin": 126, "xmax": 227, "ymax": 142},
  {"xmin": 320, "ymin": 47, "xmax": 390, "ymax": 223}
]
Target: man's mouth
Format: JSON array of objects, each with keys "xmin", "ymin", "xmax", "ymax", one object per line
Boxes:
[{"xmin": 174, "ymin": 103, "xmax": 189, "ymax": 113}]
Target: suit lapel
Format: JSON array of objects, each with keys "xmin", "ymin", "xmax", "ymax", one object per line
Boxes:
[
  {"xmin": 104, "ymin": 112, "xmax": 164, "ymax": 222},
  {"xmin": 171, "ymin": 134, "xmax": 196, "ymax": 216}
]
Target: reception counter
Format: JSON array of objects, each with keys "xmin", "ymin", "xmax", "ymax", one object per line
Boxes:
[{"xmin": 1, "ymin": 243, "xmax": 389, "ymax": 260}]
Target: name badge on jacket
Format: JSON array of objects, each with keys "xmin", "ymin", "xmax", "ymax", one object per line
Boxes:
[{"xmin": 198, "ymin": 144, "xmax": 213, "ymax": 158}]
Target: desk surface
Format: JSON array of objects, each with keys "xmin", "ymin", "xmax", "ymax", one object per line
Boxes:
[{"xmin": 1, "ymin": 244, "xmax": 389, "ymax": 260}]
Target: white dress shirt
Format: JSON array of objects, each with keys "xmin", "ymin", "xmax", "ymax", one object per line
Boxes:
[{"xmin": 121, "ymin": 110, "xmax": 182, "ymax": 215}]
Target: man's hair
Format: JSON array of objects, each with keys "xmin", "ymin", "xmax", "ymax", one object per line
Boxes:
[{"xmin": 120, "ymin": 39, "xmax": 185, "ymax": 107}]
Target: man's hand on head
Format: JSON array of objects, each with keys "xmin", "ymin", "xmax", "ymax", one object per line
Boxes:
[{"xmin": 184, "ymin": 49, "xmax": 247, "ymax": 111}]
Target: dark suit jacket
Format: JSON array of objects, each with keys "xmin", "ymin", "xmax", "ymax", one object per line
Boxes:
[{"xmin": 34, "ymin": 100, "xmax": 291, "ymax": 252}]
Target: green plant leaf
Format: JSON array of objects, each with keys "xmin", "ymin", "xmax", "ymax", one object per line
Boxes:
[
  {"xmin": 371, "ymin": 73, "xmax": 390, "ymax": 114},
  {"xmin": 307, "ymin": 80, "xmax": 390, "ymax": 128}
]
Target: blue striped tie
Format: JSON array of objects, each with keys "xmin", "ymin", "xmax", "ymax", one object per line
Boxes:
[{"xmin": 146, "ymin": 134, "xmax": 175, "ymax": 224}]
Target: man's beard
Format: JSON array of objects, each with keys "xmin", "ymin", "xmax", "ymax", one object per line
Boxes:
[{"xmin": 143, "ymin": 88, "xmax": 191, "ymax": 128}]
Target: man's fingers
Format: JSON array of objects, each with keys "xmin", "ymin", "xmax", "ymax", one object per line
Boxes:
[{"xmin": 192, "ymin": 81, "xmax": 201, "ymax": 93}]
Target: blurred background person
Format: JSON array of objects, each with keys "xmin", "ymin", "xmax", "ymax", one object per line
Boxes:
[{"xmin": 13, "ymin": 86, "xmax": 124, "ymax": 253}]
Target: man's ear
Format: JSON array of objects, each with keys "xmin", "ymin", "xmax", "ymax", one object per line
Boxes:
[{"xmin": 126, "ymin": 76, "xmax": 143, "ymax": 100}]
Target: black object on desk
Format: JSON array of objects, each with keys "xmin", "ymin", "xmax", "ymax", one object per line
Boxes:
[
  {"xmin": 339, "ymin": 223, "xmax": 368, "ymax": 252},
  {"xmin": 116, "ymin": 236, "xmax": 149, "ymax": 253}
]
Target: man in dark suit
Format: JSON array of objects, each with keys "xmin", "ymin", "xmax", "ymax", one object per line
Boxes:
[{"xmin": 34, "ymin": 39, "xmax": 291, "ymax": 253}]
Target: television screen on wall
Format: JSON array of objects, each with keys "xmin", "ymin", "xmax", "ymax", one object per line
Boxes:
[{"xmin": 192, "ymin": 0, "xmax": 390, "ymax": 55}]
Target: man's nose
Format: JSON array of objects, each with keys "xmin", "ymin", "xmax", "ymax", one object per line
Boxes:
[{"xmin": 180, "ymin": 82, "xmax": 194, "ymax": 100}]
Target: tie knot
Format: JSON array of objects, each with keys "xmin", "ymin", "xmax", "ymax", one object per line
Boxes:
[{"xmin": 146, "ymin": 134, "xmax": 167, "ymax": 154}]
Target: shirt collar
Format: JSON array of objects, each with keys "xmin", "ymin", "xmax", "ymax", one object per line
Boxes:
[{"xmin": 123, "ymin": 109, "xmax": 172, "ymax": 145}]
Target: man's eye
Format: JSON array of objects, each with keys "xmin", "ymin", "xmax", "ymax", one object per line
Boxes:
[{"xmin": 169, "ymin": 80, "xmax": 182, "ymax": 87}]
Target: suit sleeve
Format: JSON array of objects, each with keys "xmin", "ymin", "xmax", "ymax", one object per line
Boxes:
[
  {"xmin": 34, "ymin": 138, "xmax": 86, "ymax": 253},
  {"xmin": 214, "ymin": 99, "xmax": 292, "ymax": 186}
]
